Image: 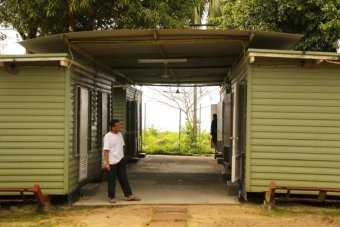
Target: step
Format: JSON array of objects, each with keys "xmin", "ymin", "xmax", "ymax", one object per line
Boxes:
[
  {"xmin": 214, "ymin": 152, "xmax": 222, "ymax": 159},
  {"xmin": 80, "ymin": 183, "xmax": 99, "ymax": 197},
  {"xmin": 127, "ymin": 157, "xmax": 139, "ymax": 163},
  {"xmin": 148, "ymin": 222, "xmax": 186, "ymax": 227},
  {"xmin": 222, "ymin": 169, "xmax": 231, "ymax": 182},
  {"xmin": 138, "ymin": 152, "xmax": 146, "ymax": 158},
  {"xmin": 216, "ymin": 157, "xmax": 224, "ymax": 165},
  {"xmin": 226, "ymin": 180, "xmax": 239, "ymax": 196}
]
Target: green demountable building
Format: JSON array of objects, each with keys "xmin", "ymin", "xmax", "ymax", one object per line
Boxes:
[
  {"xmin": 0, "ymin": 53, "xmax": 142, "ymax": 197},
  {"xmin": 218, "ymin": 49, "xmax": 340, "ymax": 199},
  {"xmin": 0, "ymin": 29, "xmax": 339, "ymax": 200}
]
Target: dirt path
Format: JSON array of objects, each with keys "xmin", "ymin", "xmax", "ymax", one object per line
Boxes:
[
  {"xmin": 187, "ymin": 205, "xmax": 340, "ymax": 227},
  {"xmin": 1, "ymin": 203, "xmax": 339, "ymax": 227}
]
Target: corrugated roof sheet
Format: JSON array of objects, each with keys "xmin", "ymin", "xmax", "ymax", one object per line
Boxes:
[{"xmin": 20, "ymin": 29, "xmax": 303, "ymax": 85}]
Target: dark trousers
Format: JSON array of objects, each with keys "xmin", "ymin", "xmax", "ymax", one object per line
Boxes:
[{"xmin": 107, "ymin": 158, "xmax": 132, "ymax": 199}]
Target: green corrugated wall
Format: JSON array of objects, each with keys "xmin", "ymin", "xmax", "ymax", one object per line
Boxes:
[
  {"xmin": 112, "ymin": 87, "xmax": 142, "ymax": 157},
  {"xmin": 247, "ymin": 59, "xmax": 340, "ymax": 192},
  {"xmin": 68, "ymin": 66, "xmax": 112, "ymax": 193},
  {"xmin": 112, "ymin": 88, "xmax": 127, "ymax": 129},
  {"xmin": 0, "ymin": 67, "xmax": 67, "ymax": 194},
  {"xmin": 112, "ymin": 86, "xmax": 141, "ymax": 127}
]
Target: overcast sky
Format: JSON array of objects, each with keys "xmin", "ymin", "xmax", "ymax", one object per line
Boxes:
[
  {"xmin": 0, "ymin": 27, "xmax": 26, "ymax": 54},
  {"xmin": 141, "ymin": 86, "xmax": 220, "ymax": 132}
]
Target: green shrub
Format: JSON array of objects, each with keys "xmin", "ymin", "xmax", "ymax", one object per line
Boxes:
[{"xmin": 142, "ymin": 124, "xmax": 213, "ymax": 156}]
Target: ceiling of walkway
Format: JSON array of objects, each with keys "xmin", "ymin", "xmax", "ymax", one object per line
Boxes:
[{"xmin": 21, "ymin": 29, "xmax": 302, "ymax": 86}]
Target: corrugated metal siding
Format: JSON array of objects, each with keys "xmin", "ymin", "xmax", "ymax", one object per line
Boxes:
[
  {"xmin": 112, "ymin": 88, "xmax": 126, "ymax": 128},
  {"xmin": 0, "ymin": 67, "xmax": 66, "ymax": 194},
  {"xmin": 113, "ymin": 87, "xmax": 142, "ymax": 157},
  {"xmin": 68, "ymin": 67, "xmax": 112, "ymax": 193},
  {"xmin": 126, "ymin": 87, "xmax": 142, "ymax": 102},
  {"xmin": 112, "ymin": 87, "xmax": 142, "ymax": 129},
  {"xmin": 68, "ymin": 78, "xmax": 78, "ymax": 193},
  {"xmin": 229, "ymin": 57, "xmax": 248, "ymax": 194},
  {"xmin": 249, "ymin": 61, "xmax": 340, "ymax": 192}
]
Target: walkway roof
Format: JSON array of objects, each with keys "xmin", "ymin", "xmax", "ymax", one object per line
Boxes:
[{"xmin": 20, "ymin": 29, "xmax": 302, "ymax": 86}]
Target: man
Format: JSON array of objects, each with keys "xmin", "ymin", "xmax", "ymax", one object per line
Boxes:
[
  {"xmin": 211, "ymin": 113, "xmax": 217, "ymax": 150},
  {"xmin": 104, "ymin": 119, "xmax": 140, "ymax": 203}
]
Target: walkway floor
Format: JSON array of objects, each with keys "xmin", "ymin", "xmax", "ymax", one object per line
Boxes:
[{"xmin": 74, "ymin": 155, "xmax": 239, "ymax": 206}]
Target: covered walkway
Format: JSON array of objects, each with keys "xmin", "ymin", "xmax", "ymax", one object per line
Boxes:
[
  {"xmin": 16, "ymin": 29, "xmax": 302, "ymax": 203},
  {"xmin": 74, "ymin": 155, "xmax": 239, "ymax": 205}
]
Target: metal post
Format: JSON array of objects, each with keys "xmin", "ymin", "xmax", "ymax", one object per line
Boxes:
[
  {"xmin": 179, "ymin": 108, "xmax": 181, "ymax": 152},
  {"xmin": 193, "ymin": 86, "xmax": 197, "ymax": 143},
  {"xmin": 199, "ymin": 103, "xmax": 201, "ymax": 135},
  {"xmin": 144, "ymin": 102, "xmax": 146, "ymax": 141}
]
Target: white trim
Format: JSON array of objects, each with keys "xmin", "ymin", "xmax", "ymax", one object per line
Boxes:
[
  {"xmin": 248, "ymin": 52, "xmax": 339, "ymax": 64},
  {"xmin": 0, "ymin": 56, "xmax": 70, "ymax": 63}
]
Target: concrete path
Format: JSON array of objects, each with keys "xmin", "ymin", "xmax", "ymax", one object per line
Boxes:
[{"xmin": 74, "ymin": 155, "xmax": 239, "ymax": 206}]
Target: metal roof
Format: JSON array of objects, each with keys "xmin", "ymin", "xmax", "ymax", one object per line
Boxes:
[{"xmin": 20, "ymin": 29, "xmax": 303, "ymax": 86}]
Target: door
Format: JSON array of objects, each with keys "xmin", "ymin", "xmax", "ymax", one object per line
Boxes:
[
  {"xmin": 78, "ymin": 87, "xmax": 89, "ymax": 182},
  {"xmin": 101, "ymin": 93, "xmax": 109, "ymax": 137},
  {"xmin": 217, "ymin": 101, "xmax": 223, "ymax": 153},
  {"xmin": 126, "ymin": 101, "xmax": 138, "ymax": 157},
  {"xmin": 100, "ymin": 93, "xmax": 109, "ymax": 169},
  {"xmin": 223, "ymin": 93, "xmax": 232, "ymax": 163},
  {"xmin": 137, "ymin": 101, "xmax": 142, "ymax": 153},
  {"xmin": 231, "ymin": 82, "xmax": 241, "ymax": 182}
]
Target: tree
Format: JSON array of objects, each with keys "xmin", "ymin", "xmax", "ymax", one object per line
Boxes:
[
  {"xmin": 208, "ymin": 0, "xmax": 223, "ymax": 18},
  {"xmin": 0, "ymin": 0, "xmax": 205, "ymax": 39},
  {"xmin": 208, "ymin": 0, "xmax": 340, "ymax": 51},
  {"xmin": 0, "ymin": 0, "xmax": 89, "ymax": 39},
  {"xmin": 146, "ymin": 86, "xmax": 216, "ymax": 146}
]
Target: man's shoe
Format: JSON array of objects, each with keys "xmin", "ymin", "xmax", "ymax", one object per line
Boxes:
[
  {"xmin": 127, "ymin": 195, "xmax": 141, "ymax": 201},
  {"xmin": 108, "ymin": 198, "xmax": 116, "ymax": 203}
]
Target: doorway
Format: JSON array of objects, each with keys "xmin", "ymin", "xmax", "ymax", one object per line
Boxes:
[{"xmin": 77, "ymin": 87, "xmax": 89, "ymax": 182}]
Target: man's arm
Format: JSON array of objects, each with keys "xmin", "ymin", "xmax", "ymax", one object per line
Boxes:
[{"xmin": 104, "ymin": 150, "xmax": 110, "ymax": 171}]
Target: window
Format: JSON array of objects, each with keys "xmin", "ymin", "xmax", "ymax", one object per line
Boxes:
[
  {"xmin": 97, "ymin": 92, "xmax": 110, "ymax": 149},
  {"xmin": 76, "ymin": 86, "xmax": 89, "ymax": 155},
  {"xmin": 88, "ymin": 90, "xmax": 92, "ymax": 151}
]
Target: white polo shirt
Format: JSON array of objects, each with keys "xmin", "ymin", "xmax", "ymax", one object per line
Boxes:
[{"xmin": 103, "ymin": 131, "xmax": 125, "ymax": 165}]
